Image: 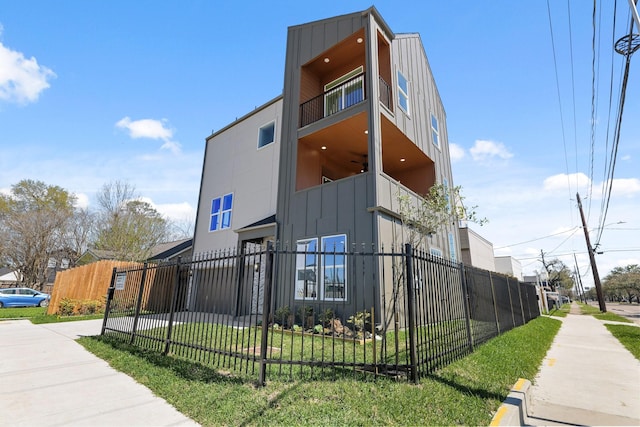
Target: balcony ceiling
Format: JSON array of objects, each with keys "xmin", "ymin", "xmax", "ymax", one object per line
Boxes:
[
  {"xmin": 304, "ymin": 29, "xmax": 366, "ymax": 75},
  {"xmin": 299, "ymin": 112, "xmax": 368, "ymax": 174}
]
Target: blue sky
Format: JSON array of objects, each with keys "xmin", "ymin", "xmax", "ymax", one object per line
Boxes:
[{"xmin": 1, "ymin": 1, "xmax": 638, "ymax": 286}]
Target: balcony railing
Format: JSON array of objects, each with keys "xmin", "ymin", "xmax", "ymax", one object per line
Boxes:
[{"xmin": 299, "ymin": 73, "xmax": 366, "ymax": 128}]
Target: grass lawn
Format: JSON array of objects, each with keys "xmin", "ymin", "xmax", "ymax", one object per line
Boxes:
[
  {"xmin": 0, "ymin": 306, "xmax": 104, "ymax": 323},
  {"xmin": 605, "ymin": 324, "xmax": 640, "ymax": 361},
  {"xmin": 576, "ymin": 302, "xmax": 632, "ymax": 323},
  {"xmin": 79, "ymin": 316, "xmax": 561, "ymax": 426},
  {"xmin": 548, "ymin": 304, "xmax": 569, "ymax": 317}
]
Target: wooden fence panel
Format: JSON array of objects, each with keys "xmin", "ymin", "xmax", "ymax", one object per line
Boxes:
[{"xmin": 48, "ymin": 260, "xmax": 141, "ymax": 314}]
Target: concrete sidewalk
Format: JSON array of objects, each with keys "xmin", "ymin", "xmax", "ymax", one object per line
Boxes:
[
  {"xmin": 494, "ymin": 305, "xmax": 640, "ymax": 426},
  {"xmin": 0, "ymin": 319, "xmax": 199, "ymax": 427}
]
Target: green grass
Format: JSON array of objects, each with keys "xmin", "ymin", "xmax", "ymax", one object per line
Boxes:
[
  {"xmin": 593, "ymin": 312, "xmax": 633, "ymax": 323},
  {"xmin": 0, "ymin": 306, "xmax": 104, "ymax": 323},
  {"xmin": 605, "ymin": 324, "xmax": 640, "ymax": 361},
  {"xmin": 548, "ymin": 304, "xmax": 569, "ymax": 317},
  {"xmin": 0, "ymin": 306, "xmax": 48, "ymax": 319},
  {"xmin": 576, "ymin": 302, "xmax": 632, "ymax": 323},
  {"xmin": 79, "ymin": 316, "xmax": 561, "ymax": 426}
]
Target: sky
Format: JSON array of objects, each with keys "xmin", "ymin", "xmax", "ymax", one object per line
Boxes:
[{"xmin": 1, "ymin": 1, "xmax": 638, "ymax": 288}]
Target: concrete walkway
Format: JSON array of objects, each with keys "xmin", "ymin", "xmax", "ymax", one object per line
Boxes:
[
  {"xmin": 494, "ymin": 304, "xmax": 640, "ymax": 426},
  {"xmin": 0, "ymin": 319, "xmax": 199, "ymax": 427}
]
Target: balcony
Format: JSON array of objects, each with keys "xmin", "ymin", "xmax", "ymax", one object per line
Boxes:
[{"xmin": 299, "ymin": 73, "xmax": 366, "ymax": 128}]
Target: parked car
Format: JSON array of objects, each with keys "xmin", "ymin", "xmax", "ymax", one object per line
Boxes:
[{"xmin": 0, "ymin": 288, "xmax": 50, "ymax": 308}]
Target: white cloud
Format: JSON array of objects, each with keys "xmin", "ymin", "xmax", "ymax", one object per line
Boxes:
[
  {"xmin": 449, "ymin": 143, "xmax": 465, "ymax": 162},
  {"xmin": 116, "ymin": 116, "xmax": 181, "ymax": 154},
  {"xmin": 469, "ymin": 140, "xmax": 513, "ymax": 162},
  {"xmin": 621, "ymin": 155, "xmax": 631, "ymax": 161},
  {"xmin": 0, "ymin": 41, "xmax": 55, "ymax": 104},
  {"xmin": 116, "ymin": 117, "xmax": 173, "ymax": 140},
  {"xmin": 543, "ymin": 173, "xmax": 591, "ymax": 192},
  {"xmin": 74, "ymin": 193, "xmax": 90, "ymax": 209},
  {"xmin": 611, "ymin": 178, "xmax": 640, "ymax": 196},
  {"xmin": 137, "ymin": 197, "xmax": 195, "ymax": 221}
]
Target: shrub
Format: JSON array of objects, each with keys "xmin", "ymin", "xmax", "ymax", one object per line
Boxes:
[{"xmin": 57, "ymin": 298, "xmax": 105, "ymax": 316}]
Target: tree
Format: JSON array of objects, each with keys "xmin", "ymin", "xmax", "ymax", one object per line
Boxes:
[
  {"xmin": 603, "ymin": 265, "xmax": 640, "ymax": 303},
  {"xmin": 397, "ymin": 183, "xmax": 487, "ymax": 249},
  {"xmin": 0, "ymin": 180, "xmax": 76, "ymax": 289},
  {"xmin": 94, "ymin": 181, "xmax": 170, "ymax": 261},
  {"xmin": 541, "ymin": 258, "xmax": 574, "ymax": 293}
]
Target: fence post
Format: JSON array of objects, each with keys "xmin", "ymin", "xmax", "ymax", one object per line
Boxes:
[
  {"xmin": 130, "ymin": 262, "xmax": 148, "ymax": 345},
  {"xmin": 505, "ymin": 277, "xmax": 516, "ymax": 328},
  {"xmin": 101, "ymin": 267, "xmax": 118, "ymax": 336},
  {"xmin": 516, "ymin": 282, "xmax": 525, "ymax": 325},
  {"xmin": 458, "ymin": 263, "xmax": 474, "ymax": 352},
  {"xmin": 488, "ymin": 272, "xmax": 501, "ymax": 334},
  {"xmin": 404, "ymin": 244, "xmax": 419, "ymax": 384},
  {"xmin": 259, "ymin": 242, "xmax": 275, "ymax": 387},
  {"xmin": 163, "ymin": 257, "xmax": 182, "ymax": 356}
]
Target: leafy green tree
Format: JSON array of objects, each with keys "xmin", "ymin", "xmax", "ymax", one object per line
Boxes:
[
  {"xmin": 0, "ymin": 180, "xmax": 76, "ymax": 289},
  {"xmin": 94, "ymin": 181, "xmax": 169, "ymax": 261},
  {"xmin": 397, "ymin": 183, "xmax": 487, "ymax": 249},
  {"xmin": 603, "ymin": 265, "xmax": 640, "ymax": 303},
  {"xmin": 541, "ymin": 258, "xmax": 574, "ymax": 293}
]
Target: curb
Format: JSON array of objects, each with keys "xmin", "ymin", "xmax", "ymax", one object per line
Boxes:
[{"xmin": 489, "ymin": 378, "xmax": 530, "ymax": 426}]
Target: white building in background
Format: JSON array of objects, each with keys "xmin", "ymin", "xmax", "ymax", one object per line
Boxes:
[{"xmin": 494, "ymin": 256, "xmax": 523, "ymax": 280}]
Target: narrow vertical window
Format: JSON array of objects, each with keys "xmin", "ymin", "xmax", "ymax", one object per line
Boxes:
[
  {"xmin": 448, "ymin": 232, "xmax": 457, "ymax": 262},
  {"xmin": 209, "ymin": 193, "xmax": 233, "ymax": 232},
  {"xmin": 397, "ymin": 71, "xmax": 409, "ymax": 114},
  {"xmin": 257, "ymin": 121, "xmax": 275, "ymax": 149},
  {"xmin": 443, "ymin": 178, "xmax": 450, "ymax": 212},
  {"xmin": 431, "ymin": 113, "xmax": 440, "ymax": 148},
  {"xmin": 321, "ymin": 234, "xmax": 347, "ymax": 301},
  {"xmin": 295, "ymin": 238, "xmax": 318, "ymax": 300}
]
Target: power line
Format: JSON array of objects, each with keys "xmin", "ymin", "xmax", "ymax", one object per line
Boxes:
[{"xmin": 494, "ymin": 227, "xmax": 580, "ymax": 249}]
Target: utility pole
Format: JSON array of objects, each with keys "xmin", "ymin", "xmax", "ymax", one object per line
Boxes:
[
  {"xmin": 576, "ymin": 193, "xmax": 606, "ymax": 312},
  {"xmin": 573, "ymin": 252, "xmax": 586, "ymax": 304}
]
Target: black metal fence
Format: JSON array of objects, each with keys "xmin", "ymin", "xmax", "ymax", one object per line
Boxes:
[{"xmin": 101, "ymin": 243, "xmax": 539, "ymax": 384}]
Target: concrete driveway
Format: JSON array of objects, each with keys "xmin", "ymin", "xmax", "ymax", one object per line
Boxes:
[{"xmin": 0, "ymin": 319, "xmax": 199, "ymax": 426}]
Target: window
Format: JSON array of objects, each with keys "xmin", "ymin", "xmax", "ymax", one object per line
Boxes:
[
  {"xmin": 430, "ymin": 248, "xmax": 443, "ymax": 258},
  {"xmin": 431, "ymin": 114, "xmax": 440, "ymax": 148},
  {"xmin": 209, "ymin": 193, "xmax": 233, "ymax": 232},
  {"xmin": 257, "ymin": 121, "xmax": 275, "ymax": 149},
  {"xmin": 324, "ymin": 66, "xmax": 364, "ymax": 116},
  {"xmin": 321, "ymin": 235, "xmax": 346, "ymax": 300},
  {"xmin": 397, "ymin": 71, "xmax": 409, "ymax": 114},
  {"xmin": 295, "ymin": 238, "xmax": 318, "ymax": 299},
  {"xmin": 295, "ymin": 234, "xmax": 347, "ymax": 301},
  {"xmin": 448, "ymin": 232, "xmax": 457, "ymax": 262}
]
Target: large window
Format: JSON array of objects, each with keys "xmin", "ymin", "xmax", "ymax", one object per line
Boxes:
[
  {"xmin": 431, "ymin": 113, "xmax": 440, "ymax": 148},
  {"xmin": 324, "ymin": 66, "xmax": 364, "ymax": 116},
  {"xmin": 397, "ymin": 71, "xmax": 409, "ymax": 114},
  {"xmin": 295, "ymin": 238, "xmax": 318, "ymax": 299},
  {"xmin": 209, "ymin": 193, "xmax": 233, "ymax": 232},
  {"xmin": 295, "ymin": 234, "xmax": 347, "ymax": 301},
  {"xmin": 257, "ymin": 121, "xmax": 275, "ymax": 149}
]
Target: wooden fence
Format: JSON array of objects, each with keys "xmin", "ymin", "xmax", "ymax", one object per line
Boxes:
[{"xmin": 48, "ymin": 260, "xmax": 141, "ymax": 314}]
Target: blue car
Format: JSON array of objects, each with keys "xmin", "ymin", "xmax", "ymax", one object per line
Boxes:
[{"xmin": 0, "ymin": 288, "xmax": 50, "ymax": 308}]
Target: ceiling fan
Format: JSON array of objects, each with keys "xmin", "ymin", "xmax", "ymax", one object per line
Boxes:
[{"xmin": 350, "ymin": 154, "xmax": 368, "ymax": 172}]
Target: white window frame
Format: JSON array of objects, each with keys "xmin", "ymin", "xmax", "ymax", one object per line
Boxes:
[
  {"xmin": 295, "ymin": 238, "xmax": 318, "ymax": 300},
  {"xmin": 397, "ymin": 70, "xmax": 410, "ymax": 115},
  {"xmin": 320, "ymin": 234, "xmax": 347, "ymax": 301},
  {"xmin": 431, "ymin": 113, "xmax": 440, "ymax": 149},
  {"xmin": 257, "ymin": 120, "xmax": 276, "ymax": 149},
  {"xmin": 209, "ymin": 192, "xmax": 233, "ymax": 232},
  {"xmin": 294, "ymin": 234, "xmax": 347, "ymax": 302},
  {"xmin": 430, "ymin": 247, "xmax": 443, "ymax": 258},
  {"xmin": 324, "ymin": 66, "xmax": 364, "ymax": 117}
]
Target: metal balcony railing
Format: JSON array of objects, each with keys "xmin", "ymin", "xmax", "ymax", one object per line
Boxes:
[{"xmin": 299, "ymin": 73, "xmax": 366, "ymax": 127}]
